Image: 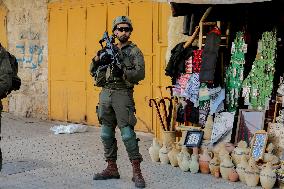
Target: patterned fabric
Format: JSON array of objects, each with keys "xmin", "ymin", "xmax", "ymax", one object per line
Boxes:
[
  {"xmin": 183, "ymin": 73, "xmax": 200, "ymax": 104},
  {"xmin": 199, "ymin": 100, "xmax": 210, "ymax": 127},
  {"xmin": 210, "ymin": 112, "xmax": 235, "ymax": 144},
  {"xmin": 209, "ymin": 87, "xmax": 225, "ymax": 115},
  {"xmin": 193, "ymin": 49, "xmax": 203, "ymax": 73}
]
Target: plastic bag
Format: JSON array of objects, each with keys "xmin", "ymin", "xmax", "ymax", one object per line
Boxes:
[{"xmin": 50, "ymin": 124, "xmax": 88, "ymax": 134}]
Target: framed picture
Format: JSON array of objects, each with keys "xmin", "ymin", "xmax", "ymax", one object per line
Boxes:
[
  {"xmin": 235, "ymin": 109, "xmax": 265, "ymax": 145},
  {"xmin": 184, "ymin": 130, "xmax": 204, "ymax": 147},
  {"xmin": 250, "ymin": 130, "xmax": 268, "ymax": 161}
]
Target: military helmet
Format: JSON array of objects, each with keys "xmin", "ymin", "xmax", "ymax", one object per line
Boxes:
[{"xmin": 112, "ymin": 16, "xmax": 133, "ymax": 32}]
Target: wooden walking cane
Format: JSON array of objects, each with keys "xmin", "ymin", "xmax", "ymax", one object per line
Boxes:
[
  {"xmin": 149, "ymin": 98, "xmax": 166, "ymax": 131},
  {"xmin": 183, "ymin": 7, "xmax": 213, "ymax": 49}
]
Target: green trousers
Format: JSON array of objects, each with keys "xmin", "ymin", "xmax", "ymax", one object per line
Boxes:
[{"xmin": 97, "ymin": 88, "xmax": 142, "ymax": 162}]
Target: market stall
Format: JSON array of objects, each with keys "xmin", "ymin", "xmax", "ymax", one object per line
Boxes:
[{"xmin": 148, "ymin": 0, "xmax": 284, "ymax": 188}]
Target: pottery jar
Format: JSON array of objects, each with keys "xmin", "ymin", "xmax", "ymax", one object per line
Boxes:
[
  {"xmin": 189, "ymin": 154, "xmax": 199, "ymax": 174},
  {"xmin": 209, "ymin": 154, "xmax": 220, "ymax": 176},
  {"xmin": 149, "ymin": 138, "xmax": 161, "ymax": 162},
  {"xmin": 220, "ymin": 153, "xmax": 234, "ymax": 180},
  {"xmin": 159, "ymin": 141, "xmax": 170, "ymax": 164},
  {"xmin": 260, "ymin": 162, "xmax": 276, "ymax": 189},
  {"xmin": 162, "ymin": 131, "xmax": 176, "ymax": 150},
  {"xmin": 168, "ymin": 144, "xmax": 180, "ymax": 167},
  {"xmin": 236, "ymin": 155, "xmax": 248, "ymax": 183},
  {"xmin": 199, "ymin": 148, "xmax": 213, "ymax": 174},
  {"xmin": 231, "ymin": 140, "xmax": 250, "ymax": 165},
  {"xmin": 180, "ymin": 154, "xmax": 191, "ymax": 172},
  {"xmin": 245, "ymin": 158, "xmax": 260, "ymax": 187}
]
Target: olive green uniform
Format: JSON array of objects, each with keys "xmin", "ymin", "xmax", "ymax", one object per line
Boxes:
[
  {"xmin": 90, "ymin": 42, "xmax": 145, "ymax": 162},
  {"xmin": 0, "ymin": 46, "xmax": 13, "ymax": 171}
]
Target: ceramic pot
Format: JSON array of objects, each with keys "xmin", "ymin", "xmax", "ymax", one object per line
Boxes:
[
  {"xmin": 149, "ymin": 138, "xmax": 161, "ymax": 162},
  {"xmin": 189, "ymin": 154, "xmax": 199, "ymax": 174},
  {"xmin": 162, "ymin": 131, "xmax": 176, "ymax": 150},
  {"xmin": 260, "ymin": 162, "xmax": 276, "ymax": 189},
  {"xmin": 220, "ymin": 153, "xmax": 234, "ymax": 180},
  {"xmin": 218, "ymin": 143, "xmax": 230, "ymax": 162},
  {"xmin": 229, "ymin": 168, "xmax": 239, "ymax": 182},
  {"xmin": 236, "ymin": 155, "xmax": 248, "ymax": 183},
  {"xmin": 168, "ymin": 144, "xmax": 180, "ymax": 167},
  {"xmin": 180, "ymin": 154, "xmax": 191, "ymax": 172},
  {"xmin": 203, "ymin": 115, "xmax": 213, "ymax": 140},
  {"xmin": 199, "ymin": 148, "xmax": 213, "ymax": 174},
  {"xmin": 159, "ymin": 142, "xmax": 170, "ymax": 164},
  {"xmin": 209, "ymin": 154, "xmax": 220, "ymax": 176},
  {"xmin": 245, "ymin": 158, "xmax": 260, "ymax": 187},
  {"xmin": 231, "ymin": 140, "xmax": 250, "ymax": 165}
]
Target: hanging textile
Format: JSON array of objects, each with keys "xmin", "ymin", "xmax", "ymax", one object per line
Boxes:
[
  {"xmin": 225, "ymin": 32, "xmax": 246, "ymax": 112},
  {"xmin": 242, "ymin": 31, "xmax": 277, "ymax": 110},
  {"xmin": 199, "ymin": 27, "xmax": 222, "ymax": 83}
]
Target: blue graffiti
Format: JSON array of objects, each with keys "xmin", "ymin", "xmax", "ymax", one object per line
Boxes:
[{"xmin": 16, "ymin": 44, "xmax": 44, "ymax": 69}]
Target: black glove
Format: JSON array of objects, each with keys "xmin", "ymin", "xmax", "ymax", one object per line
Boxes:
[
  {"xmin": 112, "ymin": 64, "xmax": 124, "ymax": 78},
  {"xmin": 98, "ymin": 49, "xmax": 112, "ymax": 65}
]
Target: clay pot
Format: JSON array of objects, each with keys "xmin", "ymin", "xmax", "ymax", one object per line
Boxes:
[
  {"xmin": 260, "ymin": 162, "xmax": 276, "ymax": 189},
  {"xmin": 236, "ymin": 155, "xmax": 248, "ymax": 183},
  {"xmin": 159, "ymin": 141, "xmax": 170, "ymax": 164},
  {"xmin": 189, "ymin": 154, "xmax": 199, "ymax": 174},
  {"xmin": 220, "ymin": 153, "xmax": 234, "ymax": 180},
  {"xmin": 162, "ymin": 131, "xmax": 176, "ymax": 150},
  {"xmin": 209, "ymin": 154, "xmax": 220, "ymax": 176},
  {"xmin": 180, "ymin": 154, "xmax": 191, "ymax": 172},
  {"xmin": 228, "ymin": 168, "xmax": 239, "ymax": 182},
  {"xmin": 199, "ymin": 148, "xmax": 213, "ymax": 174},
  {"xmin": 231, "ymin": 140, "xmax": 250, "ymax": 165},
  {"xmin": 245, "ymin": 158, "xmax": 260, "ymax": 187},
  {"xmin": 168, "ymin": 144, "xmax": 180, "ymax": 167},
  {"xmin": 149, "ymin": 138, "xmax": 161, "ymax": 162}
]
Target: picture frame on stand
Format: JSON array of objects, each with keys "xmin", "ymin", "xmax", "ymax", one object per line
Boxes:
[
  {"xmin": 235, "ymin": 109, "xmax": 265, "ymax": 145},
  {"xmin": 250, "ymin": 130, "xmax": 268, "ymax": 162},
  {"xmin": 184, "ymin": 130, "xmax": 204, "ymax": 147}
]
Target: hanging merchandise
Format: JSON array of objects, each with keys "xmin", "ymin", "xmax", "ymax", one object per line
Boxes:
[
  {"xmin": 199, "ymin": 83, "xmax": 211, "ymax": 127},
  {"xmin": 199, "ymin": 27, "xmax": 222, "ymax": 83},
  {"xmin": 225, "ymin": 32, "xmax": 247, "ymax": 112},
  {"xmin": 193, "ymin": 49, "xmax": 203, "ymax": 73},
  {"xmin": 183, "ymin": 73, "xmax": 200, "ymax": 106},
  {"xmin": 242, "ymin": 31, "xmax": 277, "ymax": 110},
  {"xmin": 209, "ymin": 87, "xmax": 225, "ymax": 115}
]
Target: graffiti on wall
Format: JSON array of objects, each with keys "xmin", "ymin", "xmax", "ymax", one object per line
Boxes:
[{"xmin": 16, "ymin": 44, "xmax": 44, "ymax": 69}]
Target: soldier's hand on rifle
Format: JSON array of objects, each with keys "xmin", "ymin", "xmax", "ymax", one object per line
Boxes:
[{"xmin": 112, "ymin": 64, "xmax": 124, "ymax": 78}]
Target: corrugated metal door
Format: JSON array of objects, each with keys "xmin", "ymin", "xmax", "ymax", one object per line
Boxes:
[{"xmin": 48, "ymin": 0, "xmax": 171, "ymax": 134}]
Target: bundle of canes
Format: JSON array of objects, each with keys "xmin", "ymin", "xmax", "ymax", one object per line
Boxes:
[{"xmin": 149, "ymin": 98, "xmax": 167, "ymax": 131}]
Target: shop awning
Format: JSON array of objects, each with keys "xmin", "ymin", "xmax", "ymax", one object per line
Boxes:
[{"xmin": 156, "ymin": 0, "xmax": 271, "ymax": 3}]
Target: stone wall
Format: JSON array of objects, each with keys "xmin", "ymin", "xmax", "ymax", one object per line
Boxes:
[{"xmin": 3, "ymin": 0, "xmax": 48, "ymax": 119}]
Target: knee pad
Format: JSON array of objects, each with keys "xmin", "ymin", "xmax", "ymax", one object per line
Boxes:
[
  {"xmin": 120, "ymin": 126, "xmax": 136, "ymax": 142},
  {"xmin": 100, "ymin": 125, "xmax": 115, "ymax": 141}
]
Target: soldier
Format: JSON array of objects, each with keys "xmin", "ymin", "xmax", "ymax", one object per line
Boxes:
[
  {"xmin": 0, "ymin": 43, "xmax": 13, "ymax": 171},
  {"xmin": 90, "ymin": 16, "xmax": 146, "ymax": 188}
]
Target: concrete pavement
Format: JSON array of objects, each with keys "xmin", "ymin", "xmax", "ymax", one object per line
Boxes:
[{"xmin": 0, "ymin": 112, "xmax": 262, "ymax": 189}]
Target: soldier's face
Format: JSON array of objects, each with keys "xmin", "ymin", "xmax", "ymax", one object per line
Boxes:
[{"xmin": 115, "ymin": 23, "xmax": 131, "ymax": 43}]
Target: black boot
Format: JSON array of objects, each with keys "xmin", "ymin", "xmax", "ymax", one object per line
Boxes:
[
  {"xmin": 93, "ymin": 160, "xmax": 120, "ymax": 180},
  {"xmin": 131, "ymin": 159, "xmax": 145, "ymax": 188}
]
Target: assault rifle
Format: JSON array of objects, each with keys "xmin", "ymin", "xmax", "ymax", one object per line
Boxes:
[{"xmin": 98, "ymin": 31, "xmax": 122, "ymax": 71}]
